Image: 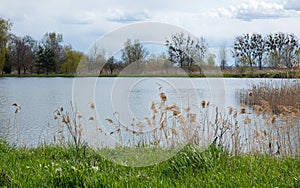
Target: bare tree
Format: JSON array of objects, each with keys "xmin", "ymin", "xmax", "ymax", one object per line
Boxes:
[
  {"xmin": 166, "ymin": 32, "xmax": 208, "ymax": 71},
  {"xmin": 232, "ymin": 34, "xmax": 255, "ymax": 67},
  {"xmin": 219, "ymin": 45, "xmax": 227, "ymax": 70},
  {"xmin": 121, "ymin": 39, "xmax": 148, "ymax": 73},
  {"xmin": 8, "ymin": 35, "xmax": 36, "ymax": 74},
  {"xmin": 281, "ymin": 34, "xmax": 298, "ymax": 68},
  {"xmin": 251, "ymin": 33, "xmax": 265, "ymax": 70},
  {"xmin": 265, "ymin": 32, "xmax": 298, "ymax": 68}
]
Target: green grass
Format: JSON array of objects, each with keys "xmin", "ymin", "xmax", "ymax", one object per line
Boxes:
[{"xmin": 1, "ymin": 140, "xmax": 300, "ymax": 187}]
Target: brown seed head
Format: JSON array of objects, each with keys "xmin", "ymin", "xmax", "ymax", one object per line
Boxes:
[
  {"xmin": 160, "ymin": 92, "xmax": 167, "ymax": 102},
  {"xmin": 201, "ymin": 100, "xmax": 206, "ymax": 108},
  {"xmin": 240, "ymin": 108, "xmax": 246, "ymax": 114}
]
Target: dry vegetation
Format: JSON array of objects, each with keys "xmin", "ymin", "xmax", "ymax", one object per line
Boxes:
[{"xmin": 53, "ymin": 82, "xmax": 300, "ymax": 158}]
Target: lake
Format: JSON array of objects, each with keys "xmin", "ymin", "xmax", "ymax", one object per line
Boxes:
[{"xmin": 0, "ymin": 77, "xmax": 296, "ymax": 147}]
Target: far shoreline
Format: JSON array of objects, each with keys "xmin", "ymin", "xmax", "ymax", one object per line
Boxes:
[{"xmin": 1, "ymin": 70, "xmax": 300, "ymax": 79}]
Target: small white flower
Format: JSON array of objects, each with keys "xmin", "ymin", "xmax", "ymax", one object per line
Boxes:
[
  {"xmin": 91, "ymin": 166, "xmax": 98, "ymax": 172},
  {"xmin": 55, "ymin": 168, "xmax": 62, "ymax": 173}
]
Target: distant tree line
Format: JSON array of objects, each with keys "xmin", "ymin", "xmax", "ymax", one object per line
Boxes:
[
  {"xmin": 1, "ymin": 17, "xmax": 300, "ymax": 75},
  {"xmin": 232, "ymin": 33, "xmax": 300, "ymax": 69},
  {"xmin": 0, "ymin": 18, "xmax": 86, "ymax": 75}
]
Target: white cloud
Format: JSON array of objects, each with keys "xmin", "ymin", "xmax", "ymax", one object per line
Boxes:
[
  {"xmin": 0, "ymin": 0, "xmax": 300, "ymax": 52},
  {"xmin": 106, "ymin": 9, "xmax": 150, "ymax": 23},
  {"xmin": 208, "ymin": 0, "xmax": 300, "ymax": 21},
  {"xmin": 284, "ymin": 0, "xmax": 300, "ymax": 11}
]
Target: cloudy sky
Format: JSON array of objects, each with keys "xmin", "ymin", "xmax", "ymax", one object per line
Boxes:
[{"xmin": 1, "ymin": 0, "xmax": 300, "ymax": 52}]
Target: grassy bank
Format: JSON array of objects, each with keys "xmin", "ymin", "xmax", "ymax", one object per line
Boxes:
[
  {"xmin": 1, "ymin": 140, "xmax": 300, "ymax": 187},
  {"xmin": 1, "ymin": 70, "xmax": 300, "ymax": 78}
]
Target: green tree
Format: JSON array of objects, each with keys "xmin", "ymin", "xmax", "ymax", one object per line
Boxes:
[
  {"xmin": 0, "ymin": 18, "xmax": 12, "ymax": 74},
  {"xmin": 37, "ymin": 45, "xmax": 55, "ymax": 74},
  {"xmin": 61, "ymin": 45, "xmax": 83, "ymax": 74},
  {"xmin": 38, "ymin": 32, "xmax": 64, "ymax": 74}
]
